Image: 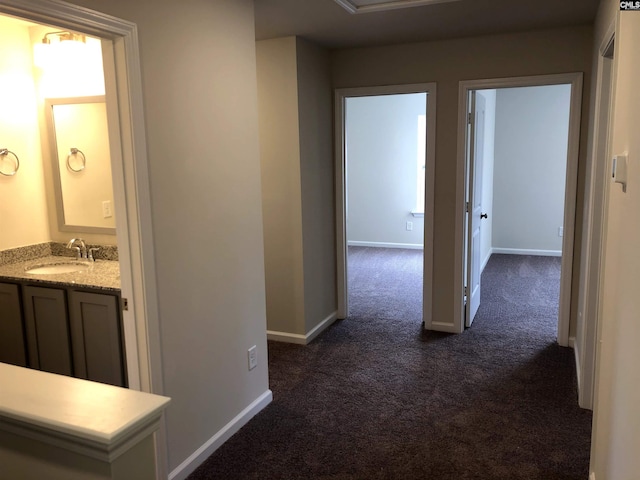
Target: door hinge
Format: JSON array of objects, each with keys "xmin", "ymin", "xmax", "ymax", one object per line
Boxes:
[
  {"xmin": 464, "ymin": 286, "xmax": 468, "ymax": 296},
  {"xmin": 466, "ymin": 201, "xmax": 470, "ymax": 213},
  {"xmin": 122, "ymin": 297, "xmax": 129, "ymax": 312},
  {"xmin": 468, "ymin": 112, "xmax": 473, "ymax": 124}
]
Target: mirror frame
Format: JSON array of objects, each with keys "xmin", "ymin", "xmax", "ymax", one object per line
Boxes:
[{"xmin": 45, "ymin": 95, "xmax": 116, "ymax": 235}]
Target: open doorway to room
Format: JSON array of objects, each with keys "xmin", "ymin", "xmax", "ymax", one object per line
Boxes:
[
  {"xmin": 0, "ymin": 2, "xmax": 160, "ymax": 396},
  {"xmin": 458, "ymin": 74, "xmax": 583, "ymax": 346},
  {"xmin": 345, "ymin": 93, "xmax": 426, "ymax": 324},
  {"xmin": 335, "ymin": 83, "xmax": 436, "ymax": 328}
]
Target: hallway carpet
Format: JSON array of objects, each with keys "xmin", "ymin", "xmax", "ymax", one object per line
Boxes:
[{"xmin": 188, "ymin": 251, "xmax": 592, "ymax": 480}]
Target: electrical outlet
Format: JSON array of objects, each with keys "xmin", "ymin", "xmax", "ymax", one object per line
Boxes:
[
  {"xmin": 558, "ymin": 227, "xmax": 564, "ymax": 237},
  {"xmin": 102, "ymin": 200, "xmax": 113, "ymax": 218},
  {"xmin": 248, "ymin": 345, "xmax": 257, "ymax": 370},
  {"xmin": 406, "ymin": 221, "xmax": 413, "ymax": 231}
]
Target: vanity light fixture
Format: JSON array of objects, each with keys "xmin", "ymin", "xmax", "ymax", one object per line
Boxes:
[
  {"xmin": 33, "ymin": 31, "xmax": 87, "ymax": 69},
  {"xmin": 334, "ymin": 0, "xmax": 461, "ymax": 14}
]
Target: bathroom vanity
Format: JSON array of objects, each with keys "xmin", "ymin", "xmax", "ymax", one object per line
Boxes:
[{"xmin": 0, "ymin": 254, "xmax": 125, "ymax": 387}]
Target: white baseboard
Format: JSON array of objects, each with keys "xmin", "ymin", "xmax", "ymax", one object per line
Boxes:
[
  {"xmin": 168, "ymin": 390, "xmax": 273, "ymax": 480},
  {"xmin": 306, "ymin": 311, "xmax": 338, "ymax": 343},
  {"xmin": 348, "ymin": 241, "xmax": 423, "ymax": 250},
  {"xmin": 492, "ymin": 248, "xmax": 562, "ymax": 257},
  {"xmin": 481, "ymin": 248, "xmax": 493, "ymax": 272},
  {"xmin": 589, "ymin": 473, "xmax": 596, "ymax": 480},
  {"xmin": 267, "ymin": 311, "xmax": 338, "ymax": 345},
  {"xmin": 266, "ymin": 330, "xmax": 307, "ymax": 344},
  {"xmin": 572, "ymin": 336, "xmax": 581, "ymax": 398}
]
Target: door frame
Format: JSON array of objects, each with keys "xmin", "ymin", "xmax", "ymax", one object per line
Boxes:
[
  {"xmin": 0, "ymin": 0, "xmax": 166, "ymax": 476},
  {"xmin": 577, "ymin": 23, "xmax": 615, "ymax": 410},
  {"xmin": 335, "ymin": 83, "xmax": 436, "ymax": 327},
  {"xmin": 455, "ymin": 73, "xmax": 583, "ymax": 343}
]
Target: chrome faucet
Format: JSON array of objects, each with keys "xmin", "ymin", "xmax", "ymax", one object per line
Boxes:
[{"xmin": 66, "ymin": 238, "xmax": 87, "ymax": 260}]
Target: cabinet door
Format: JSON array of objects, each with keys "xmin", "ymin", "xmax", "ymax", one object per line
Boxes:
[
  {"xmin": 23, "ymin": 286, "xmax": 73, "ymax": 376},
  {"xmin": 69, "ymin": 291, "xmax": 125, "ymax": 387},
  {"xmin": 0, "ymin": 283, "xmax": 28, "ymax": 367}
]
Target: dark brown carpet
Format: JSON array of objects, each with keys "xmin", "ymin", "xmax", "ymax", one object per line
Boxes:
[{"xmin": 188, "ymin": 250, "xmax": 592, "ymax": 480}]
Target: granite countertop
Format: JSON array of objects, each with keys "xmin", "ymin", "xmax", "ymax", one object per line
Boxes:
[{"xmin": 0, "ymin": 256, "xmax": 120, "ymax": 292}]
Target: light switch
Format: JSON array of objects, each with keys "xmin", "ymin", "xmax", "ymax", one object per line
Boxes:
[
  {"xmin": 612, "ymin": 154, "xmax": 628, "ymax": 193},
  {"xmin": 102, "ymin": 200, "xmax": 113, "ymax": 218}
]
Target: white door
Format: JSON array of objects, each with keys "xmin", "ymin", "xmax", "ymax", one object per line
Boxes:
[{"xmin": 466, "ymin": 91, "xmax": 486, "ymax": 327}]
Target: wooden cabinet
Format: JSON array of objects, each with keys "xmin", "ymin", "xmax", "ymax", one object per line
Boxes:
[
  {"xmin": 69, "ymin": 291, "xmax": 126, "ymax": 387},
  {"xmin": 0, "ymin": 283, "xmax": 28, "ymax": 367},
  {"xmin": 23, "ymin": 286, "xmax": 74, "ymax": 376},
  {"xmin": 0, "ymin": 282, "xmax": 125, "ymax": 387}
]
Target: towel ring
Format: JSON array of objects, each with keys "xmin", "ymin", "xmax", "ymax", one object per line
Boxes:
[
  {"xmin": 0, "ymin": 148, "xmax": 19, "ymax": 176},
  {"xmin": 67, "ymin": 148, "xmax": 86, "ymax": 172}
]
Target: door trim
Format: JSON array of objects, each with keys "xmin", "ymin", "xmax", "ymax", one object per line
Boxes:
[
  {"xmin": 578, "ymin": 23, "xmax": 615, "ymax": 411},
  {"xmin": 335, "ymin": 83, "xmax": 436, "ymax": 327},
  {"xmin": 455, "ymin": 73, "xmax": 583, "ymax": 343},
  {"xmin": 0, "ymin": 0, "xmax": 166, "ymax": 476}
]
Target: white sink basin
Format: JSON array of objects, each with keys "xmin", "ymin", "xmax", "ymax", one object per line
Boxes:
[{"xmin": 25, "ymin": 262, "xmax": 90, "ymax": 275}]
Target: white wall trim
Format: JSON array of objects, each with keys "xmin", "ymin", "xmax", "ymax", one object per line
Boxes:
[
  {"xmin": 348, "ymin": 241, "xmax": 424, "ymax": 250},
  {"xmin": 492, "ymin": 248, "xmax": 562, "ymax": 257},
  {"xmin": 455, "ymin": 73, "xmax": 583, "ymax": 342},
  {"xmin": 168, "ymin": 390, "xmax": 273, "ymax": 480},
  {"xmin": 481, "ymin": 248, "xmax": 493, "ymax": 272},
  {"xmin": 335, "ymin": 83, "xmax": 436, "ymax": 330},
  {"xmin": 267, "ymin": 331, "xmax": 307, "ymax": 344},
  {"xmin": 306, "ymin": 311, "xmax": 339, "ymax": 343},
  {"xmin": 268, "ymin": 311, "xmax": 338, "ymax": 345},
  {"xmin": 573, "ymin": 336, "xmax": 582, "ymax": 396}
]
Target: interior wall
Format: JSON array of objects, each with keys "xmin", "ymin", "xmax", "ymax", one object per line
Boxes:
[
  {"xmin": 590, "ymin": 2, "xmax": 640, "ymax": 478},
  {"xmin": 256, "ymin": 36, "xmax": 306, "ymax": 336},
  {"xmin": 28, "ymin": 24, "xmax": 116, "ymax": 246},
  {"xmin": 331, "ymin": 25, "xmax": 593, "ymax": 333},
  {"xmin": 296, "ymin": 37, "xmax": 337, "ymax": 333},
  {"xmin": 492, "ymin": 85, "xmax": 571, "ymax": 254},
  {"xmin": 64, "ymin": 0, "xmax": 271, "ymax": 473},
  {"xmin": 479, "ymin": 89, "xmax": 496, "ymax": 269},
  {"xmin": 0, "ymin": 17, "xmax": 50, "ymax": 251},
  {"xmin": 346, "ymin": 93, "xmax": 426, "ymax": 247}
]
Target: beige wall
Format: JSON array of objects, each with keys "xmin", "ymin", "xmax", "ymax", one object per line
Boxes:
[
  {"xmin": 590, "ymin": 1, "xmax": 640, "ymax": 478},
  {"xmin": 257, "ymin": 36, "xmax": 336, "ymax": 338},
  {"xmin": 331, "ymin": 25, "xmax": 593, "ymax": 334},
  {"xmin": 256, "ymin": 37, "xmax": 306, "ymax": 335},
  {"xmin": 0, "ymin": 18, "xmax": 50, "ymax": 250},
  {"xmin": 52, "ymin": 0, "xmax": 270, "ymax": 474},
  {"xmin": 28, "ymin": 25, "xmax": 117, "ymax": 245},
  {"xmin": 296, "ymin": 37, "xmax": 337, "ymax": 333},
  {"xmin": 0, "ymin": 18, "xmax": 117, "ymax": 250}
]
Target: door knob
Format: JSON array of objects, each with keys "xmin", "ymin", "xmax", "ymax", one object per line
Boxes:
[{"xmin": 481, "ymin": 213, "xmax": 488, "ymax": 219}]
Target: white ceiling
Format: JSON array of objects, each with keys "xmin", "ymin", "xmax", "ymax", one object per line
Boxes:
[{"xmin": 254, "ymin": 0, "xmax": 599, "ymax": 49}]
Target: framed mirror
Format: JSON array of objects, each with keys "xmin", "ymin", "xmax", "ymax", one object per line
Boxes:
[{"xmin": 45, "ymin": 96, "xmax": 116, "ymax": 234}]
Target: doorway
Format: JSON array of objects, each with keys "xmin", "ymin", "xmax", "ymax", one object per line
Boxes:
[
  {"xmin": 345, "ymin": 93, "xmax": 426, "ymax": 324},
  {"xmin": 457, "ymin": 73, "xmax": 584, "ymax": 344},
  {"xmin": 0, "ymin": 2, "xmax": 161, "ymax": 394},
  {"xmin": 335, "ymin": 83, "xmax": 436, "ymax": 326},
  {"xmin": 0, "ymin": 0, "xmax": 165, "ymax": 474}
]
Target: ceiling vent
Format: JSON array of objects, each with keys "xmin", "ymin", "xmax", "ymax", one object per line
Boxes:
[{"xmin": 334, "ymin": 0, "xmax": 461, "ymax": 14}]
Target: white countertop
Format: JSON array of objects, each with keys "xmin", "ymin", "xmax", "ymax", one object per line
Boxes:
[{"xmin": 0, "ymin": 363, "xmax": 170, "ymax": 460}]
